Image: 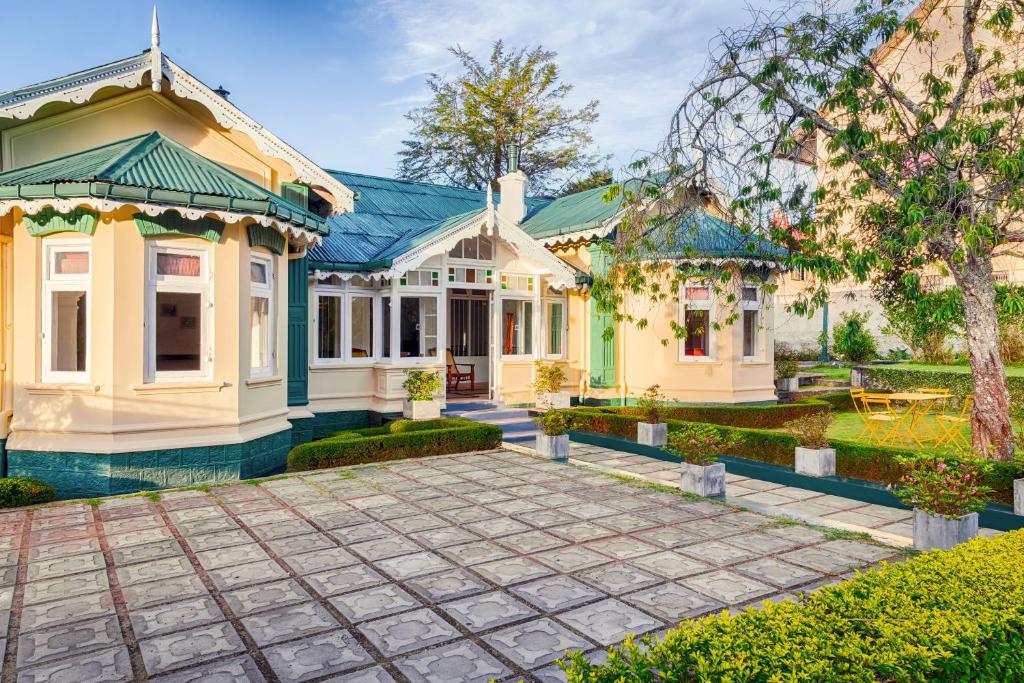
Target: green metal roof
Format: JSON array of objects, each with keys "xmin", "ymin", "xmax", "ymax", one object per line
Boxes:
[
  {"xmin": 657, "ymin": 211, "xmax": 787, "ymax": 261},
  {"xmin": 0, "ymin": 132, "xmax": 326, "ymax": 233},
  {"xmin": 520, "ymin": 182, "xmax": 623, "ymax": 240}
]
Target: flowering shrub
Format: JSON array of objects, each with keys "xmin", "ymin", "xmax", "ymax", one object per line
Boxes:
[
  {"xmin": 402, "ymin": 370, "xmax": 441, "ymax": 401},
  {"xmin": 634, "ymin": 384, "xmax": 665, "ymax": 424},
  {"xmin": 532, "ymin": 361, "xmax": 566, "ymax": 401},
  {"xmin": 665, "ymin": 424, "xmax": 739, "ymax": 466},
  {"xmin": 895, "ymin": 458, "xmax": 992, "ymax": 518},
  {"xmin": 783, "ymin": 412, "xmax": 833, "ymax": 450},
  {"xmin": 535, "ymin": 410, "xmax": 570, "ymax": 436}
]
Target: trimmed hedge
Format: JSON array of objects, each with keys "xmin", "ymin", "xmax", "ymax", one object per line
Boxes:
[
  {"xmin": 860, "ymin": 363, "xmax": 1024, "ymax": 403},
  {"xmin": 0, "ymin": 477, "xmax": 55, "ymax": 508},
  {"xmin": 580, "ymin": 397, "xmax": 839, "ymax": 430},
  {"xmin": 287, "ymin": 417, "xmax": 501, "ymax": 471},
  {"xmin": 562, "ymin": 409, "xmax": 1022, "ymax": 504},
  {"xmin": 562, "ymin": 530, "xmax": 1024, "ymax": 681}
]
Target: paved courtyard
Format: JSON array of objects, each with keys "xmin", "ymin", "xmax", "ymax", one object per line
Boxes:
[{"xmin": 0, "ymin": 450, "xmax": 904, "ymax": 683}]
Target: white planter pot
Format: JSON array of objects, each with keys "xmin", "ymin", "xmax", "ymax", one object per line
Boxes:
[
  {"xmin": 536, "ymin": 433, "xmax": 570, "ymax": 461},
  {"xmin": 794, "ymin": 447, "xmax": 836, "ymax": 478},
  {"xmin": 912, "ymin": 509, "xmax": 979, "ymax": 551},
  {"xmin": 538, "ymin": 391, "xmax": 571, "ymax": 409},
  {"xmin": 637, "ymin": 422, "xmax": 667, "ymax": 447},
  {"xmin": 402, "ymin": 399, "xmax": 440, "ymax": 420},
  {"xmin": 775, "ymin": 377, "xmax": 799, "ymax": 392},
  {"xmin": 680, "ymin": 461, "xmax": 726, "ymax": 498},
  {"xmin": 1014, "ymin": 478, "xmax": 1023, "ymax": 516}
]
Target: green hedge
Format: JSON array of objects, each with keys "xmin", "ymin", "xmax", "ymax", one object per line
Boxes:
[
  {"xmin": 562, "ymin": 530, "xmax": 1024, "ymax": 682},
  {"xmin": 0, "ymin": 477, "xmax": 55, "ymax": 508},
  {"xmin": 287, "ymin": 418, "xmax": 502, "ymax": 471},
  {"xmin": 562, "ymin": 409, "xmax": 1021, "ymax": 504},
  {"xmin": 580, "ymin": 398, "xmax": 840, "ymax": 430},
  {"xmin": 859, "ymin": 364, "xmax": 1024, "ymax": 403}
]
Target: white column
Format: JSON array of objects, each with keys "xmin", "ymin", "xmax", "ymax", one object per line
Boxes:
[{"xmin": 389, "ymin": 278, "xmax": 400, "ymax": 361}]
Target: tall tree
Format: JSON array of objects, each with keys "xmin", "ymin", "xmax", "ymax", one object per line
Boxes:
[
  {"xmin": 661, "ymin": 0, "xmax": 1024, "ymax": 460},
  {"xmin": 397, "ymin": 41, "xmax": 602, "ymax": 193},
  {"xmin": 559, "ymin": 169, "xmax": 614, "ymax": 197}
]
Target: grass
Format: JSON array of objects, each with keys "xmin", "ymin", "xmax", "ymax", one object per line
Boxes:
[
  {"xmin": 816, "ymin": 410, "xmax": 974, "ymax": 454},
  {"xmin": 806, "ymin": 365, "xmax": 852, "ymax": 382}
]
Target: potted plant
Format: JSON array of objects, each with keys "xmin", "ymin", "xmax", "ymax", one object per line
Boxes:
[
  {"xmin": 783, "ymin": 412, "xmax": 835, "ymax": 477},
  {"xmin": 895, "ymin": 459, "xmax": 991, "ymax": 551},
  {"xmin": 635, "ymin": 384, "xmax": 667, "ymax": 446},
  {"xmin": 535, "ymin": 410, "xmax": 570, "ymax": 461},
  {"xmin": 665, "ymin": 425, "xmax": 738, "ymax": 497},
  {"xmin": 774, "ymin": 347, "xmax": 799, "ymax": 392},
  {"xmin": 533, "ymin": 361, "xmax": 569, "ymax": 409},
  {"xmin": 402, "ymin": 369, "xmax": 442, "ymax": 420}
]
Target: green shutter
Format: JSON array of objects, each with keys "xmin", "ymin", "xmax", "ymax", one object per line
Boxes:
[
  {"xmin": 24, "ymin": 207, "xmax": 99, "ymax": 237},
  {"xmin": 280, "ymin": 182, "xmax": 309, "ymax": 211},
  {"xmin": 134, "ymin": 212, "xmax": 224, "ymax": 242},
  {"xmin": 587, "ymin": 244, "xmax": 617, "ymax": 389},
  {"xmin": 287, "ymin": 256, "xmax": 309, "ymax": 406},
  {"xmin": 247, "ymin": 224, "xmax": 286, "ymax": 255}
]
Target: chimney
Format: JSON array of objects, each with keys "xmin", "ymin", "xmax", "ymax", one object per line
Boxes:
[
  {"xmin": 496, "ymin": 143, "xmax": 526, "ymax": 225},
  {"xmin": 213, "ymin": 85, "xmax": 231, "ymax": 99}
]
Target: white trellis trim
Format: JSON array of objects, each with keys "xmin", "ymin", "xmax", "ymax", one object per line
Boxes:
[{"xmin": 0, "ymin": 197, "xmax": 322, "ymax": 245}]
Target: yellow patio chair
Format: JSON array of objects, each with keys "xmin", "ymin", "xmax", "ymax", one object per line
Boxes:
[
  {"xmin": 849, "ymin": 388, "xmax": 869, "ymax": 439},
  {"xmin": 913, "ymin": 387, "xmax": 951, "ymax": 441},
  {"xmin": 936, "ymin": 394, "xmax": 973, "ymax": 452},
  {"xmin": 917, "ymin": 387, "xmax": 951, "ymax": 411},
  {"xmin": 861, "ymin": 394, "xmax": 902, "ymax": 445}
]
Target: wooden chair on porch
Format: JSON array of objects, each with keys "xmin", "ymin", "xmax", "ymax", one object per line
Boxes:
[{"xmin": 446, "ymin": 349, "xmax": 475, "ymax": 393}]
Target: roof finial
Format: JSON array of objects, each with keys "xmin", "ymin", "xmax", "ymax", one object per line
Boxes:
[
  {"xmin": 485, "ymin": 181, "xmax": 495, "ymax": 231},
  {"xmin": 150, "ymin": 5, "xmax": 162, "ymax": 92}
]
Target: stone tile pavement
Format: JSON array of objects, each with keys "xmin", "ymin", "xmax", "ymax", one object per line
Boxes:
[{"xmin": 0, "ymin": 450, "xmax": 906, "ymax": 682}]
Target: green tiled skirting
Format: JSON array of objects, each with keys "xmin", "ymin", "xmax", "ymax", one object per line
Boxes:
[
  {"xmin": 289, "ymin": 410, "xmax": 370, "ymax": 448},
  {"xmin": 8, "ymin": 429, "xmax": 292, "ymax": 499}
]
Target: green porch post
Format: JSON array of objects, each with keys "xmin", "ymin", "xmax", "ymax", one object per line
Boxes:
[
  {"xmin": 287, "ymin": 256, "xmax": 309, "ymax": 406},
  {"xmin": 586, "ymin": 244, "xmax": 616, "ymax": 390},
  {"xmin": 819, "ymin": 300, "xmax": 830, "ymax": 363}
]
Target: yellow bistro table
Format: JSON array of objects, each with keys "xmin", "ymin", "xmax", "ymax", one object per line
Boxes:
[{"xmin": 882, "ymin": 392, "xmax": 943, "ymax": 445}]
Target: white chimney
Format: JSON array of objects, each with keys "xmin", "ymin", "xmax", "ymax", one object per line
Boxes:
[{"xmin": 497, "ymin": 143, "xmax": 526, "ymax": 225}]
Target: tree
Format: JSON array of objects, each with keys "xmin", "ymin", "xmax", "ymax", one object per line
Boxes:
[
  {"xmin": 559, "ymin": 169, "xmax": 614, "ymax": 196},
  {"xmin": 397, "ymin": 41, "xmax": 602, "ymax": 193},
  {"xmin": 661, "ymin": 0, "xmax": 1024, "ymax": 460}
]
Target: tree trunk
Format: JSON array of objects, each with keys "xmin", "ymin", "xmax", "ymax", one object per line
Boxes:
[{"xmin": 953, "ymin": 252, "xmax": 1014, "ymax": 460}]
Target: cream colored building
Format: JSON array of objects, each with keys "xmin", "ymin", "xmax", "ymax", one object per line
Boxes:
[{"xmin": 0, "ymin": 15, "xmax": 780, "ymax": 497}]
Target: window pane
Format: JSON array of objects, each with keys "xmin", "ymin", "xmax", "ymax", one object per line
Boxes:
[
  {"xmin": 250, "ymin": 261, "xmax": 268, "ymax": 284},
  {"xmin": 685, "ymin": 286, "xmax": 709, "ymax": 301},
  {"xmin": 523, "ymin": 301, "xmax": 533, "ymax": 355},
  {"xmin": 51, "ymin": 290, "xmax": 87, "ymax": 372},
  {"xmin": 502, "ymin": 299, "xmax": 532, "ymax": 355},
  {"xmin": 250, "ymin": 296, "xmax": 269, "ymax": 369},
  {"xmin": 400, "ymin": 296, "xmax": 437, "ymax": 358},
  {"xmin": 382, "ymin": 296, "xmax": 391, "ymax": 358},
  {"xmin": 157, "ymin": 253, "xmax": 200, "ymax": 277},
  {"xmin": 742, "ymin": 286, "xmax": 758, "ymax": 302},
  {"xmin": 470, "ymin": 299, "xmax": 488, "ymax": 355},
  {"xmin": 54, "ymin": 251, "xmax": 89, "ymax": 275},
  {"xmin": 318, "ymin": 296, "xmax": 341, "ymax": 359},
  {"xmin": 351, "ymin": 297, "xmax": 374, "ymax": 358},
  {"xmin": 155, "ymin": 291, "xmax": 201, "ymax": 371},
  {"xmin": 548, "ymin": 302, "xmax": 564, "ymax": 356},
  {"xmin": 743, "ymin": 309, "xmax": 758, "ymax": 357},
  {"xmin": 449, "ymin": 299, "xmax": 470, "ymax": 356},
  {"xmin": 684, "ymin": 309, "xmax": 709, "ymax": 357},
  {"xmin": 479, "ymin": 236, "xmax": 493, "ymax": 260}
]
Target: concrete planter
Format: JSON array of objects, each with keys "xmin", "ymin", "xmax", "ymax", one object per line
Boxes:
[
  {"xmin": 402, "ymin": 399, "xmax": 441, "ymax": 420},
  {"xmin": 775, "ymin": 377, "xmax": 798, "ymax": 392},
  {"xmin": 637, "ymin": 422, "xmax": 667, "ymax": 447},
  {"xmin": 537, "ymin": 433, "xmax": 570, "ymax": 461},
  {"xmin": 680, "ymin": 461, "xmax": 726, "ymax": 498},
  {"xmin": 794, "ymin": 447, "xmax": 836, "ymax": 478},
  {"xmin": 912, "ymin": 509, "xmax": 979, "ymax": 551},
  {"xmin": 538, "ymin": 391, "xmax": 571, "ymax": 409},
  {"xmin": 1015, "ymin": 479, "xmax": 1023, "ymax": 516}
]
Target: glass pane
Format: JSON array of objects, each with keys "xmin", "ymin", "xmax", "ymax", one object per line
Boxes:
[
  {"xmin": 470, "ymin": 299, "xmax": 488, "ymax": 356},
  {"xmin": 685, "ymin": 286, "xmax": 709, "ymax": 301},
  {"xmin": 155, "ymin": 291, "xmax": 201, "ymax": 371},
  {"xmin": 250, "ymin": 261, "xmax": 268, "ymax": 284},
  {"xmin": 351, "ymin": 297, "xmax": 374, "ymax": 358},
  {"xmin": 250, "ymin": 296, "xmax": 269, "ymax": 370},
  {"xmin": 400, "ymin": 296, "xmax": 437, "ymax": 358},
  {"xmin": 548, "ymin": 303, "xmax": 564, "ymax": 355},
  {"xmin": 502, "ymin": 300, "xmax": 532, "ymax": 355},
  {"xmin": 742, "ymin": 286, "xmax": 758, "ymax": 302},
  {"xmin": 463, "ymin": 237, "xmax": 478, "ymax": 260},
  {"xmin": 479, "ymin": 236, "xmax": 493, "ymax": 260},
  {"xmin": 449, "ymin": 299, "xmax": 470, "ymax": 356},
  {"xmin": 157, "ymin": 252, "xmax": 200, "ymax": 277},
  {"xmin": 51, "ymin": 290, "xmax": 86, "ymax": 372},
  {"xmin": 684, "ymin": 309, "xmax": 709, "ymax": 357},
  {"xmin": 317, "ymin": 296, "xmax": 341, "ymax": 359},
  {"xmin": 523, "ymin": 301, "xmax": 533, "ymax": 355},
  {"xmin": 382, "ymin": 296, "xmax": 391, "ymax": 358},
  {"xmin": 54, "ymin": 251, "xmax": 89, "ymax": 275},
  {"xmin": 743, "ymin": 309, "xmax": 758, "ymax": 357}
]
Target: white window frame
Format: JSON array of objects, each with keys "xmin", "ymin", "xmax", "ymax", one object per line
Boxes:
[
  {"xmin": 394, "ymin": 291, "xmax": 442, "ymax": 364},
  {"xmin": 313, "ymin": 281, "xmax": 382, "ymax": 365},
  {"xmin": 740, "ymin": 283, "xmax": 762, "ymax": 362},
  {"xmin": 41, "ymin": 238, "xmax": 92, "ymax": 384},
  {"xmin": 145, "ymin": 241, "xmax": 213, "ymax": 383},
  {"xmin": 447, "ymin": 233, "xmax": 496, "ymax": 265},
  {"xmin": 678, "ymin": 283, "xmax": 715, "ymax": 362},
  {"xmin": 543, "ymin": 296, "xmax": 568, "ymax": 359},
  {"xmin": 249, "ymin": 252, "xmax": 275, "ymax": 379},
  {"xmin": 500, "ymin": 295, "xmax": 537, "ymax": 361}
]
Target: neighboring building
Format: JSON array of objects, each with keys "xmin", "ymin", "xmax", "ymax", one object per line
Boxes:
[{"xmin": 0, "ymin": 14, "xmax": 782, "ymax": 497}]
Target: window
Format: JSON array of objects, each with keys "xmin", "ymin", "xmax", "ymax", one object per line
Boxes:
[
  {"xmin": 399, "ymin": 296, "xmax": 439, "ymax": 359},
  {"xmin": 317, "ymin": 294, "xmax": 343, "ymax": 360},
  {"xmin": 741, "ymin": 285, "xmax": 761, "ymax": 360},
  {"xmin": 249, "ymin": 254, "xmax": 275, "ymax": 377},
  {"xmin": 448, "ymin": 234, "xmax": 494, "ymax": 261},
  {"xmin": 146, "ymin": 244, "xmax": 211, "ymax": 381},
  {"xmin": 545, "ymin": 300, "xmax": 566, "ymax": 357},
  {"xmin": 350, "ymin": 295, "xmax": 374, "ymax": 358},
  {"xmin": 449, "ymin": 293, "xmax": 489, "ymax": 357},
  {"xmin": 315, "ymin": 285, "xmax": 379, "ymax": 363},
  {"xmin": 681, "ymin": 285, "xmax": 712, "ymax": 359},
  {"xmin": 502, "ymin": 299, "xmax": 533, "ymax": 357},
  {"xmin": 42, "ymin": 242, "xmax": 91, "ymax": 382},
  {"xmin": 381, "ymin": 296, "xmax": 391, "ymax": 358},
  {"xmin": 500, "ymin": 273, "xmax": 535, "ymax": 292},
  {"xmin": 399, "ymin": 270, "xmax": 439, "ymax": 287}
]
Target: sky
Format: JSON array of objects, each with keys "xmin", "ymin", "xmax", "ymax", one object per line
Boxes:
[{"xmin": 0, "ymin": 0, "xmax": 772, "ymax": 183}]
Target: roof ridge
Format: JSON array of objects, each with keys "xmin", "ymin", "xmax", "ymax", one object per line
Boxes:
[
  {"xmin": 326, "ymin": 169, "xmax": 487, "ymax": 194},
  {"xmin": 101, "ymin": 131, "xmax": 166, "ymax": 178}
]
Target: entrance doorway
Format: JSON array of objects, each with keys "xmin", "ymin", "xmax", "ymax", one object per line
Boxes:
[{"xmin": 447, "ymin": 289, "xmax": 490, "ymax": 398}]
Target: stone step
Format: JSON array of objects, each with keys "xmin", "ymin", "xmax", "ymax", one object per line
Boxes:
[
  {"xmin": 503, "ymin": 431, "xmax": 539, "ymax": 444},
  {"xmin": 446, "ymin": 409, "xmax": 530, "ymax": 421}
]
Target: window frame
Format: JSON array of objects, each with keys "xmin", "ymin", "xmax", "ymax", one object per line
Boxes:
[
  {"xmin": 740, "ymin": 283, "xmax": 762, "ymax": 362},
  {"xmin": 144, "ymin": 241, "xmax": 213, "ymax": 383},
  {"xmin": 312, "ymin": 281, "xmax": 382, "ymax": 366},
  {"xmin": 248, "ymin": 252, "xmax": 276, "ymax": 379},
  {"xmin": 447, "ymin": 233, "xmax": 496, "ymax": 265},
  {"xmin": 41, "ymin": 238, "xmax": 92, "ymax": 384},
  {"xmin": 543, "ymin": 296, "xmax": 568, "ymax": 359},
  {"xmin": 678, "ymin": 283, "xmax": 715, "ymax": 362},
  {"xmin": 500, "ymin": 295, "xmax": 537, "ymax": 361}
]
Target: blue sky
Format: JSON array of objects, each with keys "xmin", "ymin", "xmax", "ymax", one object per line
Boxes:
[{"xmin": 0, "ymin": 0, "xmax": 768, "ymax": 184}]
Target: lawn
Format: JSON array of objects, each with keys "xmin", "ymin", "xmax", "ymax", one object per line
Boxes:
[
  {"xmin": 823, "ymin": 409, "xmax": 973, "ymax": 453},
  {"xmin": 805, "ymin": 365, "xmax": 852, "ymax": 382}
]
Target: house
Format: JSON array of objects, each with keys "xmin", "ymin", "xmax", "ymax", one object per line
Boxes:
[{"xmin": 0, "ymin": 12, "xmax": 781, "ymax": 498}]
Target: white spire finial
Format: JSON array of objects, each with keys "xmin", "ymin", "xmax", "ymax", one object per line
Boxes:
[
  {"xmin": 150, "ymin": 5, "xmax": 163, "ymax": 92},
  {"xmin": 485, "ymin": 182, "xmax": 495, "ymax": 232}
]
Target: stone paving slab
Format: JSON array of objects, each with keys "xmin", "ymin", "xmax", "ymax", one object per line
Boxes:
[{"xmin": 0, "ymin": 449, "xmax": 902, "ymax": 682}]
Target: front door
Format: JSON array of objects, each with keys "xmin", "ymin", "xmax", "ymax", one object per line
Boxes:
[{"xmin": 447, "ymin": 289, "xmax": 489, "ymax": 397}]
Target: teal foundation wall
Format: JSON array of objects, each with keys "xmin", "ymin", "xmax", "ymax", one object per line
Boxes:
[
  {"xmin": 289, "ymin": 410, "xmax": 370, "ymax": 447},
  {"xmin": 8, "ymin": 429, "xmax": 292, "ymax": 499}
]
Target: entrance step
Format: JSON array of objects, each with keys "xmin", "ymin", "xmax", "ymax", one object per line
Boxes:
[{"xmin": 444, "ymin": 406, "xmax": 538, "ymax": 444}]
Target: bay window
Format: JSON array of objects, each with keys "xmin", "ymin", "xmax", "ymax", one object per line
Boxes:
[
  {"xmin": 680, "ymin": 285, "xmax": 712, "ymax": 360},
  {"xmin": 350, "ymin": 295, "xmax": 374, "ymax": 358},
  {"xmin": 399, "ymin": 296, "xmax": 438, "ymax": 359},
  {"xmin": 314, "ymin": 283, "xmax": 381, "ymax": 363},
  {"xmin": 545, "ymin": 299, "xmax": 566, "ymax": 358},
  {"xmin": 42, "ymin": 241, "xmax": 91, "ymax": 383},
  {"xmin": 249, "ymin": 254, "xmax": 275, "ymax": 377},
  {"xmin": 146, "ymin": 243, "xmax": 211, "ymax": 381},
  {"xmin": 502, "ymin": 298, "xmax": 533, "ymax": 357}
]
